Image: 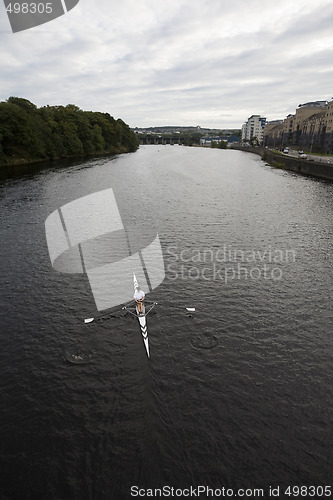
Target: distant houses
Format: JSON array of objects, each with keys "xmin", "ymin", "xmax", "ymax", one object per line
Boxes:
[
  {"xmin": 200, "ymin": 135, "xmax": 239, "ymax": 146},
  {"xmin": 135, "ymin": 127, "xmax": 240, "ymax": 146},
  {"xmin": 243, "ymin": 100, "xmax": 333, "ymax": 154}
]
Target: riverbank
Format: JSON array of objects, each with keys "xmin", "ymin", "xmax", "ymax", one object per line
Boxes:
[
  {"xmin": 232, "ymin": 146, "xmax": 333, "ymax": 181},
  {"xmin": 0, "ymin": 146, "xmax": 132, "ymax": 169},
  {"xmin": 0, "ymin": 150, "xmax": 124, "ymax": 182},
  {"xmin": 0, "ymin": 145, "xmax": 140, "ymax": 182},
  {"xmin": 0, "ymin": 97, "xmax": 139, "ymax": 177}
]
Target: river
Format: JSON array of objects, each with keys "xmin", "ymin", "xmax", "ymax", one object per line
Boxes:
[{"xmin": 0, "ymin": 146, "xmax": 332, "ymax": 499}]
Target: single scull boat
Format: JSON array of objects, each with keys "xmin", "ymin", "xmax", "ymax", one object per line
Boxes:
[
  {"xmin": 84, "ymin": 275, "xmax": 195, "ymax": 359},
  {"xmin": 123, "ymin": 274, "xmax": 157, "ymax": 358}
]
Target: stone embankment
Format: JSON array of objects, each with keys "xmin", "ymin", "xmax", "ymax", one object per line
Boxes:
[{"xmin": 233, "ymin": 146, "xmax": 333, "ymax": 182}]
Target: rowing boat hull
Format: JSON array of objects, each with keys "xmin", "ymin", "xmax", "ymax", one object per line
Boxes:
[
  {"xmin": 134, "ymin": 274, "xmax": 150, "ymax": 358},
  {"xmin": 136, "ymin": 306, "xmax": 150, "ymax": 358}
]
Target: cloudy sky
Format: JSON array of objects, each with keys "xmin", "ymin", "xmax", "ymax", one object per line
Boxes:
[{"xmin": 1, "ymin": 0, "xmax": 333, "ymax": 128}]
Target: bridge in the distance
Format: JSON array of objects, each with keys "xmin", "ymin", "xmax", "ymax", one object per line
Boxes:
[{"xmin": 138, "ymin": 135, "xmax": 185, "ymax": 145}]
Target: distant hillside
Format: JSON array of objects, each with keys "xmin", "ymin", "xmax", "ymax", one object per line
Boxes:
[
  {"xmin": 133, "ymin": 126, "xmax": 241, "ymax": 135},
  {"xmin": 0, "ymin": 97, "xmax": 139, "ymax": 167}
]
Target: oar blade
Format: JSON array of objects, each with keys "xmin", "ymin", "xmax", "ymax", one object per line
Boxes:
[{"xmin": 84, "ymin": 318, "xmax": 94, "ymax": 324}]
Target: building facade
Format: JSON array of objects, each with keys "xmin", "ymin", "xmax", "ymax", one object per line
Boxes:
[
  {"xmin": 291, "ymin": 101, "xmax": 327, "ymax": 145},
  {"xmin": 262, "ymin": 120, "xmax": 283, "ymax": 148},
  {"xmin": 299, "ymin": 111, "xmax": 327, "ymax": 152},
  {"xmin": 323, "ymin": 100, "xmax": 333, "ymax": 153},
  {"xmin": 263, "ymin": 100, "xmax": 333, "ymax": 153},
  {"xmin": 242, "ymin": 115, "xmax": 267, "ymax": 144},
  {"xmin": 281, "ymin": 114, "xmax": 295, "ymax": 146}
]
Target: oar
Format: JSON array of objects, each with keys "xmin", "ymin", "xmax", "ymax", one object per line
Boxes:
[
  {"xmin": 156, "ymin": 303, "xmax": 196, "ymax": 312},
  {"xmin": 84, "ymin": 300, "xmax": 141, "ymax": 323},
  {"xmin": 84, "ymin": 306, "xmax": 126, "ymax": 324},
  {"xmin": 84, "ymin": 304, "xmax": 195, "ymax": 322}
]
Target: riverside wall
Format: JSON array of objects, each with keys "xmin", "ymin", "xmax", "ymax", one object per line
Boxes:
[{"xmin": 233, "ymin": 146, "xmax": 333, "ymax": 182}]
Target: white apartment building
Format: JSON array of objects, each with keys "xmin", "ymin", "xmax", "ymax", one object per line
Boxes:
[{"xmin": 242, "ymin": 115, "xmax": 267, "ymax": 144}]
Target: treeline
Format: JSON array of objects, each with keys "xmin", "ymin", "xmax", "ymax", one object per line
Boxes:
[
  {"xmin": 0, "ymin": 97, "xmax": 139, "ymax": 166},
  {"xmin": 211, "ymin": 140, "xmax": 228, "ymax": 149}
]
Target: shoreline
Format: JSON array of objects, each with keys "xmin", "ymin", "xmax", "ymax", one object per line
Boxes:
[
  {"xmin": 0, "ymin": 148, "xmax": 137, "ymax": 181},
  {"xmin": 232, "ymin": 146, "xmax": 333, "ymax": 182}
]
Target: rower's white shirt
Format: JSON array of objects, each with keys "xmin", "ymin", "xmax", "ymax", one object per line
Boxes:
[{"xmin": 134, "ymin": 289, "xmax": 145, "ymax": 301}]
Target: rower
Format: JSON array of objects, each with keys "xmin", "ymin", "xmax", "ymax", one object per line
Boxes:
[{"xmin": 134, "ymin": 285, "xmax": 145, "ymax": 315}]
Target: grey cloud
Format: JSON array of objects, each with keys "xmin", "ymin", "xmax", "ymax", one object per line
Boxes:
[{"xmin": 0, "ymin": 0, "xmax": 332, "ymax": 128}]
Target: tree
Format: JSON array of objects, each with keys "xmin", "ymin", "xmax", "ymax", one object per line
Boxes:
[
  {"xmin": 183, "ymin": 132, "xmax": 201, "ymax": 146},
  {"xmin": 218, "ymin": 140, "xmax": 228, "ymax": 149},
  {"xmin": 0, "ymin": 100, "xmax": 46, "ymax": 158},
  {"xmin": 0, "ymin": 97, "xmax": 139, "ymax": 165}
]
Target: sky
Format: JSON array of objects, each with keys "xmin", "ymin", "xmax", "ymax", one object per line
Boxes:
[{"xmin": 0, "ymin": 0, "xmax": 333, "ymax": 129}]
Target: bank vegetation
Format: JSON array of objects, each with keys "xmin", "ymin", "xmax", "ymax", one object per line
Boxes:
[{"xmin": 0, "ymin": 97, "xmax": 139, "ymax": 167}]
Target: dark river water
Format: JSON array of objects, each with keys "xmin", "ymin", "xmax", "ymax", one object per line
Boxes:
[{"xmin": 0, "ymin": 146, "xmax": 332, "ymax": 500}]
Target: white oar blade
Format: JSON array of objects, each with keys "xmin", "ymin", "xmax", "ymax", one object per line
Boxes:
[
  {"xmin": 186, "ymin": 307, "xmax": 196, "ymax": 312},
  {"xmin": 84, "ymin": 318, "xmax": 94, "ymax": 324}
]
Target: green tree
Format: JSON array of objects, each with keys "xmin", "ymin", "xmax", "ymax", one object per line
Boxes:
[
  {"xmin": 59, "ymin": 121, "xmax": 84, "ymax": 156},
  {"xmin": 0, "ymin": 97, "xmax": 139, "ymax": 165},
  {"xmin": 92, "ymin": 124, "xmax": 105, "ymax": 152},
  {"xmin": 183, "ymin": 132, "xmax": 201, "ymax": 146},
  {"xmin": 0, "ymin": 99, "xmax": 46, "ymax": 158}
]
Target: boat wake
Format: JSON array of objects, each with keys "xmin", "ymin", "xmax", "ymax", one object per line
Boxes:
[
  {"xmin": 191, "ymin": 333, "xmax": 218, "ymax": 350},
  {"xmin": 63, "ymin": 351, "xmax": 93, "ymax": 364}
]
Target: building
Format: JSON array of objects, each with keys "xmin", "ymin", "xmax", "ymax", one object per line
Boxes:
[
  {"xmin": 200, "ymin": 135, "xmax": 238, "ymax": 146},
  {"xmin": 299, "ymin": 111, "xmax": 327, "ymax": 152},
  {"xmin": 200, "ymin": 137, "xmax": 223, "ymax": 146},
  {"xmin": 291, "ymin": 101, "xmax": 327, "ymax": 144},
  {"xmin": 263, "ymin": 120, "xmax": 283, "ymax": 148},
  {"xmin": 262, "ymin": 99, "xmax": 333, "ymax": 153},
  {"xmin": 324, "ymin": 100, "xmax": 333, "ymax": 153},
  {"xmin": 241, "ymin": 115, "xmax": 267, "ymax": 144},
  {"xmin": 282, "ymin": 114, "xmax": 295, "ymax": 146}
]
